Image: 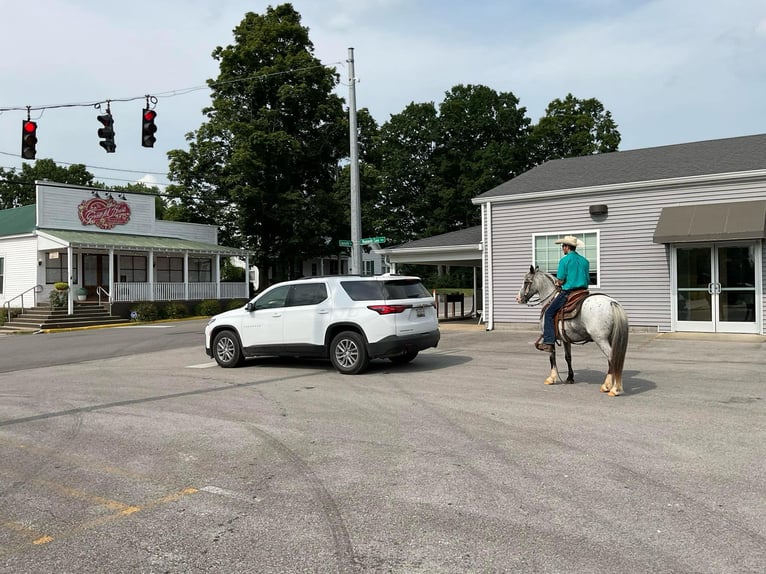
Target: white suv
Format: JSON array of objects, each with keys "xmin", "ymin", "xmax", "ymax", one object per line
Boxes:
[{"xmin": 204, "ymin": 274, "xmax": 440, "ymax": 374}]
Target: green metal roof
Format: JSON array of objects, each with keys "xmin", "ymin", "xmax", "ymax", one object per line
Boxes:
[
  {"xmin": 39, "ymin": 228, "xmax": 249, "ymax": 255},
  {"xmin": 0, "ymin": 204, "xmax": 36, "ymax": 236}
]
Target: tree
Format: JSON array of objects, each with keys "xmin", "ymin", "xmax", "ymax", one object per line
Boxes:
[
  {"xmin": 372, "ymin": 102, "xmax": 439, "ymax": 244},
  {"xmin": 0, "ymin": 159, "xmax": 95, "ymax": 210},
  {"xmin": 529, "ymin": 93, "xmax": 620, "ymax": 164},
  {"xmin": 167, "ymin": 4, "xmax": 348, "ymax": 282},
  {"xmin": 371, "ymin": 85, "xmax": 531, "ymax": 241},
  {"xmin": 431, "ymin": 84, "xmax": 530, "ymax": 234}
]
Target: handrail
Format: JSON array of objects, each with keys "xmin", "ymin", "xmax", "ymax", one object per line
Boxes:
[
  {"xmin": 96, "ymin": 285, "xmax": 111, "ymax": 316},
  {"xmin": 3, "ymin": 284, "xmax": 43, "ymax": 320}
]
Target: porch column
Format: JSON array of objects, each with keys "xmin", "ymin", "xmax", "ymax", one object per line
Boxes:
[
  {"xmin": 109, "ymin": 248, "xmax": 114, "ymax": 302},
  {"xmin": 148, "ymin": 250, "xmax": 154, "ymax": 301},
  {"xmin": 244, "ymin": 253, "xmax": 250, "ymax": 299},
  {"xmin": 215, "ymin": 254, "xmax": 221, "ymax": 299},
  {"xmin": 67, "ymin": 245, "xmax": 74, "ymax": 315},
  {"xmin": 184, "ymin": 252, "xmax": 189, "ymax": 301}
]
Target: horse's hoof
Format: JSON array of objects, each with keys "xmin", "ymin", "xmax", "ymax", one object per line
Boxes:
[
  {"xmin": 565, "ymin": 378, "xmax": 574, "ymax": 384},
  {"xmin": 544, "ymin": 379, "xmax": 556, "ymax": 385},
  {"xmin": 607, "ymin": 389, "xmax": 623, "ymax": 397}
]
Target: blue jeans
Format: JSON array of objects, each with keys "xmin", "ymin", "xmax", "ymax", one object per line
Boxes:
[{"xmin": 543, "ymin": 290, "xmax": 570, "ymax": 344}]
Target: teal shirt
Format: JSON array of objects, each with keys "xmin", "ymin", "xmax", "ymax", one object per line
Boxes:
[{"xmin": 557, "ymin": 251, "xmax": 590, "ymax": 290}]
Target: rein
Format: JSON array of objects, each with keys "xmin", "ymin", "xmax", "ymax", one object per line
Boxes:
[{"xmin": 523, "ymin": 272, "xmax": 558, "ymax": 307}]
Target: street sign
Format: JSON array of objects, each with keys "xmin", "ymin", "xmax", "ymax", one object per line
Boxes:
[
  {"xmin": 360, "ymin": 236, "xmax": 386, "ymax": 245},
  {"xmin": 339, "ymin": 239, "xmax": 353, "ymax": 247}
]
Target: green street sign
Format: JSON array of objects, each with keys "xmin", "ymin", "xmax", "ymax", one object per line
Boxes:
[
  {"xmin": 338, "ymin": 239, "xmax": 353, "ymax": 247},
  {"xmin": 360, "ymin": 236, "xmax": 386, "ymax": 245}
]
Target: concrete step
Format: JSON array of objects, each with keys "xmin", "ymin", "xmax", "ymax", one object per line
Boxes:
[{"xmin": 4, "ymin": 303, "xmax": 125, "ymax": 331}]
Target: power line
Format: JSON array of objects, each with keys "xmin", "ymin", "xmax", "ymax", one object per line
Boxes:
[{"xmin": 0, "ymin": 62, "xmax": 344, "ymax": 113}]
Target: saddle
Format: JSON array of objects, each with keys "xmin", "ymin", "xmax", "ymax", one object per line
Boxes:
[
  {"xmin": 559, "ymin": 289, "xmax": 590, "ymax": 321},
  {"xmin": 540, "ymin": 288, "xmax": 591, "ymax": 345}
]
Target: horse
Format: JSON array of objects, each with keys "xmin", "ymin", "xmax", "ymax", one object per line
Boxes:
[{"xmin": 516, "ymin": 266, "xmax": 629, "ymax": 397}]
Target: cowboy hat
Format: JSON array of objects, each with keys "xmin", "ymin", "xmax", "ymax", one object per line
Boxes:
[{"xmin": 554, "ymin": 235, "xmax": 585, "ymax": 248}]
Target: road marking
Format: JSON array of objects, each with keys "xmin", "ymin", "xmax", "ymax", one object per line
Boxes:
[
  {"xmin": 200, "ymin": 485, "xmax": 260, "ymax": 502},
  {"xmin": 187, "ymin": 362, "xmax": 218, "ymax": 369}
]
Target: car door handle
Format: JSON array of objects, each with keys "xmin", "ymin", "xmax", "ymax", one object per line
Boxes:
[
  {"xmin": 317, "ymin": 309, "xmax": 330, "ymax": 314},
  {"xmin": 271, "ymin": 312, "xmax": 282, "ymax": 318}
]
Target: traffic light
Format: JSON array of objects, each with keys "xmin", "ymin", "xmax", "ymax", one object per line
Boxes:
[
  {"xmin": 21, "ymin": 120, "xmax": 37, "ymax": 160},
  {"xmin": 97, "ymin": 112, "xmax": 116, "ymax": 153},
  {"xmin": 141, "ymin": 108, "xmax": 157, "ymax": 148}
]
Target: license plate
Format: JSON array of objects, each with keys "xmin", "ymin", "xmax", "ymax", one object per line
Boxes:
[{"xmin": 416, "ymin": 307, "xmax": 425, "ymax": 317}]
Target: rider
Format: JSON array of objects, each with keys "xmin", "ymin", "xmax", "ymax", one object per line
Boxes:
[{"xmin": 537, "ymin": 235, "xmax": 590, "ymax": 352}]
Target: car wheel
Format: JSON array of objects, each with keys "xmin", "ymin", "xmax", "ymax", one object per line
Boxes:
[
  {"xmin": 213, "ymin": 330, "xmax": 244, "ymax": 368},
  {"xmin": 330, "ymin": 331, "xmax": 369, "ymax": 375},
  {"xmin": 389, "ymin": 350, "xmax": 418, "ymax": 365}
]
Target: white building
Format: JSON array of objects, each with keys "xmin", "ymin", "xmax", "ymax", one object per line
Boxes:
[{"xmin": 0, "ymin": 181, "xmax": 250, "ymax": 317}]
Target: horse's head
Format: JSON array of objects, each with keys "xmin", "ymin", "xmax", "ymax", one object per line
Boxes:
[{"xmin": 516, "ymin": 265, "xmax": 540, "ymax": 304}]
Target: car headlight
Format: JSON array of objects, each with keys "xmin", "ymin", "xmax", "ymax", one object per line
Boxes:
[{"xmin": 207, "ymin": 317, "xmax": 217, "ymax": 326}]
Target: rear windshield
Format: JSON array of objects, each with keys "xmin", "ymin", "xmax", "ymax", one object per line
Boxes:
[{"xmin": 341, "ymin": 279, "xmax": 431, "ymax": 301}]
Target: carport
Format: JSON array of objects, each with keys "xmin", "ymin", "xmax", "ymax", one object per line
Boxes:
[{"xmin": 378, "ymin": 226, "xmax": 483, "ymax": 320}]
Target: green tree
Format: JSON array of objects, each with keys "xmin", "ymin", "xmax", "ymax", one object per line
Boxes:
[
  {"xmin": 371, "ymin": 85, "xmax": 531, "ymax": 241},
  {"xmin": 166, "ymin": 4, "xmax": 348, "ymax": 282},
  {"xmin": 373, "ymin": 101, "xmax": 439, "ymax": 244},
  {"xmin": 0, "ymin": 159, "xmax": 95, "ymax": 210},
  {"xmin": 105, "ymin": 181, "xmax": 166, "ymax": 219},
  {"xmin": 431, "ymin": 84, "xmax": 531, "ymax": 234},
  {"xmin": 529, "ymin": 93, "xmax": 620, "ymax": 164}
]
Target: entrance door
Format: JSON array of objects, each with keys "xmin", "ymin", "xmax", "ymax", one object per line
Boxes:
[
  {"xmin": 83, "ymin": 254, "xmax": 110, "ymax": 297},
  {"xmin": 675, "ymin": 243, "xmax": 759, "ymax": 333}
]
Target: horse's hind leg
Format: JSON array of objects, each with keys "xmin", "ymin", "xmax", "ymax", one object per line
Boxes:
[
  {"xmin": 594, "ymin": 339, "xmax": 615, "ymax": 394},
  {"xmin": 564, "ymin": 342, "xmax": 574, "ymax": 384},
  {"xmin": 608, "ymin": 369, "xmax": 623, "ymax": 397}
]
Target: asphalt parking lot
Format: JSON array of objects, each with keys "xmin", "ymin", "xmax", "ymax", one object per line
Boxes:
[{"xmin": 0, "ymin": 323, "xmax": 764, "ymax": 573}]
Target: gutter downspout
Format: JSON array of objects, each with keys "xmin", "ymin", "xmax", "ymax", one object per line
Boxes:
[{"xmin": 486, "ymin": 202, "xmax": 494, "ymax": 331}]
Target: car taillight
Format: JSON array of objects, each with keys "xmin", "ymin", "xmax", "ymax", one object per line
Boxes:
[{"xmin": 367, "ymin": 304, "xmax": 410, "ymax": 315}]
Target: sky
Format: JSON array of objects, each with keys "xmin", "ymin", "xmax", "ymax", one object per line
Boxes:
[{"xmin": 1, "ymin": 0, "xmax": 765, "ymax": 191}]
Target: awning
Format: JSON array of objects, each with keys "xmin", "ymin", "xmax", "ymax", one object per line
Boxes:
[
  {"xmin": 653, "ymin": 200, "xmax": 766, "ymax": 243},
  {"xmin": 37, "ymin": 228, "xmax": 249, "ymax": 256}
]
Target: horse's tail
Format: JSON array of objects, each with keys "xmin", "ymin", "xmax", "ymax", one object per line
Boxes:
[{"xmin": 609, "ymin": 301, "xmax": 629, "ymax": 377}]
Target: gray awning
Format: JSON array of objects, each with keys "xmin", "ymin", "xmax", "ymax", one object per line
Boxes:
[{"xmin": 653, "ymin": 200, "xmax": 766, "ymax": 243}]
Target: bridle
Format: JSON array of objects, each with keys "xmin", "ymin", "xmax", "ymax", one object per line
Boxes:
[{"xmin": 519, "ymin": 271, "xmax": 558, "ymax": 307}]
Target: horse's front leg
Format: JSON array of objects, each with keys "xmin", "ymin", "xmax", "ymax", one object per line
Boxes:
[
  {"xmin": 544, "ymin": 348, "xmax": 559, "ymax": 385},
  {"xmin": 564, "ymin": 342, "xmax": 574, "ymax": 384}
]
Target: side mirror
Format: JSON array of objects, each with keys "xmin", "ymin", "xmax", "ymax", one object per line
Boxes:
[{"xmin": 245, "ymin": 301, "xmax": 255, "ymax": 312}]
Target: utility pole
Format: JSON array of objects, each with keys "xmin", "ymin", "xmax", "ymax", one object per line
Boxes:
[{"xmin": 347, "ymin": 47, "xmax": 362, "ymax": 275}]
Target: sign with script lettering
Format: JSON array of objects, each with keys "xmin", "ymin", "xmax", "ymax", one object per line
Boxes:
[{"xmin": 78, "ymin": 197, "xmax": 131, "ymax": 230}]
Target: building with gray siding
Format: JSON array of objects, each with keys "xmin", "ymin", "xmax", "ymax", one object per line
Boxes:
[{"xmin": 383, "ymin": 133, "xmax": 766, "ymax": 335}]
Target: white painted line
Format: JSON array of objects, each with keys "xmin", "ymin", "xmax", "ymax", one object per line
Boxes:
[
  {"xmin": 200, "ymin": 485, "xmax": 260, "ymax": 502},
  {"xmin": 187, "ymin": 362, "xmax": 218, "ymax": 369}
]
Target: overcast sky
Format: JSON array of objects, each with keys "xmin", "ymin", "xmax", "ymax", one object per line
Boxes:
[{"xmin": 1, "ymin": 0, "xmax": 765, "ymax": 190}]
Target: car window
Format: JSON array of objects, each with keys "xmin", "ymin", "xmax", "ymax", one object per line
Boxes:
[
  {"xmin": 340, "ymin": 281, "xmax": 385, "ymax": 301},
  {"xmin": 287, "ymin": 283, "xmax": 328, "ymax": 307},
  {"xmin": 254, "ymin": 285, "xmax": 291, "ymax": 310},
  {"xmin": 384, "ymin": 279, "xmax": 431, "ymax": 299}
]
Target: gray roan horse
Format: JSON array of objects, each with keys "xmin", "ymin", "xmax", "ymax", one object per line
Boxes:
[{"xmin": 516, "ymin": 266, "xmax": 629, "ymax": 396}]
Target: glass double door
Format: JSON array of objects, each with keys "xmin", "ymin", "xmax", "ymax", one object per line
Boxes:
[
  {"xmin": 83, "ymin": 254, "xmax": 111, "ymax": 297},
  {"xmin": 675, "ymin": 243, "xmax": 759, "ymax": 333}
]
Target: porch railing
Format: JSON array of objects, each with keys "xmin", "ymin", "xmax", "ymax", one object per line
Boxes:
[
  {"xmin": 3, "ymin": 284, "xmax": 43, "ymax": 318},
  {"xmin": 111, "ymin": 282, "xmax": 247, "ymax": 302}
]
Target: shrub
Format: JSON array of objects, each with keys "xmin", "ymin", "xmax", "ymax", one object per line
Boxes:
[
  {"xmin": 133, "ymin": 302, "xmax": 159, "ymax": 322},
  {"xmin": 226, "ymin": 299, "xmax": 247, "ymax": 310},
  {"xmin": 53, "ymin": 281, "xmax": 69, "ymax": 291},
  {"xmin": 49, "ymin": 289, "xmax": 68, "ymax": 308},
  {"xmin": 162, "ymin": 302, "xmax": 189, "ymax": 319},
  {"xmin": 195, "ymin": 299, "xmax": 221, "ymax": 317}
]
